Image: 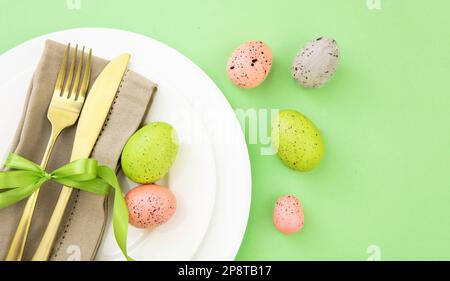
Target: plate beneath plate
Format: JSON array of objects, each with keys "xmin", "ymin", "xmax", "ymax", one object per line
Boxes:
[{"xmin": 0, "ymin": 28, "xmax": 252, "ymax": 260}]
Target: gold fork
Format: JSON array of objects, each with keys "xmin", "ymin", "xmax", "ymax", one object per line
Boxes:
[{"xmin": 5, "ymin": 44, "xmax": 92, "ymax": 261}]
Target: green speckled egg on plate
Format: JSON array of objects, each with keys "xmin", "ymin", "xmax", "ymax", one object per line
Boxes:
[
  {"xmin": 121, "ymin": 122, "xmax": 179, "ymax": 183},
  {"xmin": 271, "ymin": 110, "xmax": 324, "ymax": 171}
]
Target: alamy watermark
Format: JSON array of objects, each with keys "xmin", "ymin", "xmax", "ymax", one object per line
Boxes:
[
  {"xmin": 236, "ymin": 108, "xmax": 278, "ymax": 156},
  {"xmin": 67, "ymin": 0, "xmax": 81, "ymax": 10},
  {"xmin": 367, "ymin": 0, "xmax": 382, "ymax": 10},
  {"xmin": 66, "ymin": 244, "xmax": 81, "ymax": 261},
  {"xmin": 367, "ymin": 245, "xmax": 381, "ymax": 261},
  {"xmin": 160, "ymin": 101, "xmax": 279, "ymax": 156}
]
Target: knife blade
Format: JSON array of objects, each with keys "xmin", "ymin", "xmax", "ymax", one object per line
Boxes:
[{"xmin": 32, "ymin": 53, "xmax": 131, "ymax": 260}]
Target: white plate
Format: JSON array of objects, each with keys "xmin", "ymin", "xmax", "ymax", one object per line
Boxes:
[
  {"xmin": 0, "ymin": 28, "xmax": 252, "ymax": 260},
  {"xmin": 0, "ymin": 33, "xmax": 216, "ymax": 262}
]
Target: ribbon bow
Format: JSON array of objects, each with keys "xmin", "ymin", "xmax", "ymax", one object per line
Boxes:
[{"xmin": 0, "ymin": 153, "xmax": 133, "ymax": 261}]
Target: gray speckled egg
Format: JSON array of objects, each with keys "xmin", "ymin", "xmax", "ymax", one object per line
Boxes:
[{"xmin": 291, "ymin": 37, "xmax": 340, "ymax": 88}]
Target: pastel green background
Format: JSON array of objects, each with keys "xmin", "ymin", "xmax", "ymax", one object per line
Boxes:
[{"xmin": 1, "ymin": 0, "xmax": 449, "ymax": 260}]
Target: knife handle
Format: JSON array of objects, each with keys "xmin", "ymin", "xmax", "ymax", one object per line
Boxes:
[
  {"xmin": 32, "ymin": 186, "xmax": 74, "ymax": 261},
  {"xmin": 4, "ymin": 128, "xmax": 62, "ymax": 261}
]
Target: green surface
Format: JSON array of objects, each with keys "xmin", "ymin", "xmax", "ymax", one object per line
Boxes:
[{"xmin": 1, "ymin": 0, "xmax": 450, "ymax": 260}]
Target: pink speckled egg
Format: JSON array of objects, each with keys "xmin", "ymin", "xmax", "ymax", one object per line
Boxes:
[
  {"xmin": 125, "ymin": 184, "xmax": 177, "ymax": 229},
  {"xmin": 273, "ymin": 195, "xmax": 304, "ymax": 234},
  {"xmin": 227, "ymin": 40, "xmax": 272, "ymax": 88}
]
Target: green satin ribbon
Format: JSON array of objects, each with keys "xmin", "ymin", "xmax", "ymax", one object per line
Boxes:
[{"xmin": 0, "ymin": 153, "xmax": 133, "ymax": 261}]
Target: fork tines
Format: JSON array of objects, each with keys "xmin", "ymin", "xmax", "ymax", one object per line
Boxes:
[{"xmin": 54, "ymin": 43, "xmax": 92, "ymax": 101}]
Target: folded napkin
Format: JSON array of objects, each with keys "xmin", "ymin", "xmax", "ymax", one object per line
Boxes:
[{"xmin": 0, "ymin": 40, "xmax": 157, "ymax": 260}]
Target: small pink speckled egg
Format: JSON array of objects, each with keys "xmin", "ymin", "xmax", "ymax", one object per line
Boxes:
[
  {"xmin": 125, "ymin": 184, "xmax": 177, "ymax": 229},
  {"xmin": 227, "ymin": 40, "xmax": 273, "ymax": 88},
  {"xmin": 273, "ymin": 195, "xmax": 304, "ymax": 234}
]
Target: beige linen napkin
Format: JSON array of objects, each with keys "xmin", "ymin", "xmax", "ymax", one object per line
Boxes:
[{"xmin": 0, "ymin": 40, "xmax": 157, "ymax": 260}]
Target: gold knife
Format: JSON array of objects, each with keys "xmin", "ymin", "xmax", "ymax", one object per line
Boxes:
[{"xmin": 32, "ymin": 53, "xmax": 131, "ymax": 261}]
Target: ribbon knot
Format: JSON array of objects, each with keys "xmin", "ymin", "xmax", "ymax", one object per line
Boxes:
[
  {"xmin": 0, "ymin": 153, "xmax": 133, "ymax": 261},
  {"xmin": 43, "ymin": 171, "xmax": 52, "ymax": 181}
]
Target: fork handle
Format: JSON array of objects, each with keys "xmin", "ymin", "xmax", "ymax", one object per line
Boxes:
[
  {"xmin": 4, "ymin": 127, "xmax": 62, "ymax": 261},
  {"xmin": 32, "ymin": 185, "xmax": 73, "ymax": 261}
]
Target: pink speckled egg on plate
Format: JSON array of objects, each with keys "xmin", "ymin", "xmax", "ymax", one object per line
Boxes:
[
  {"xmin": 273, "ymin": 195, "xmax": 304, "ymax": 234},
  {"xmin": 126, "ymin": 184, "xmax": 177, "ymax": 229},
  {"xmin": 227, "ymin": 40, "xmax": 272, "ymax": 88}
]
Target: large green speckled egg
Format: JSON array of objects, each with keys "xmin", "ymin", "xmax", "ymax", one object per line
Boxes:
[
  {"xmin": 271, "ymin": 110, "xmax": 324, "ymax": 172},
  {"xmin": 121, "ymin": 122, "xmax": 179, "ymax": 183}
]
